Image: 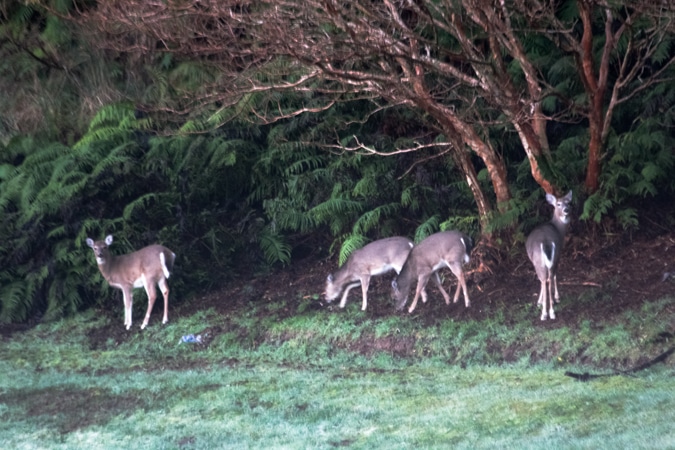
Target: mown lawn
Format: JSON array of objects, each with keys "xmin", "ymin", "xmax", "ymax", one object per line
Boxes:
[{"xmin": 0, "ymin": 295, "xmax": 673, "ymax": 449}]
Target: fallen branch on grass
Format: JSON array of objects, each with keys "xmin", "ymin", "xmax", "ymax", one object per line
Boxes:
[{"xmin": 564, "ymin": 346, "xmax": 675, "ymax": 382}]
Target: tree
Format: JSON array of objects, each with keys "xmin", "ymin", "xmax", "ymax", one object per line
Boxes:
[{"xmin": 69, "ymin": 0, "xmax": 675, "ymax": 226}]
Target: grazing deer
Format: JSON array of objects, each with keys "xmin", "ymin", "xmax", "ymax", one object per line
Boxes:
[
  {"xmin": 525, "ymin": 190, "xmax": 573, "ymax": 321},
  {"xmin": 86, "ymin": 235, "xmax": 176, "ymax": 330},
  {"xmin": 392, "ymin": 230, "xmax": 473, "ymax": 314},
  {"xmin": 324, "ymin": 236, "xmax": 414, "ymax": 311}
]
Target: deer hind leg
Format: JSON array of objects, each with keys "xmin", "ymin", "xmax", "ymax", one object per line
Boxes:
[
  {"xmin": 158, "ymin": 277, "xmax": 170, "ymax": 324},
  {"xmin": 547, "ymin": 274, "xmax": 556, "ymax": 320},
  {"xmin": 553, "ymin": 274, "xmax": 560, "ymax": 303},
  {"xmin": 408, "ymin": 273, "xmax": 431, "ymax": 313},
  {"xmin": 141, "ymin": 275, "xmax": 157, "ymax": 330},
  {"xmin": 431, "ymin": 271, "xmax": 451, "ymax": 305},
  {"xmin": 539, "ymin": 277, "xmax": 548, "ymax": 321},
  {"xmin": 448, "ymin": 262, "xmax": 470, "ymax": 307}
]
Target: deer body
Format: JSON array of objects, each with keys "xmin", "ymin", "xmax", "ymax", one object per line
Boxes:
[
  {"xmin": 392, "ymin": 230, "xmax": 472, "ymax": 313},
  {"xmin": 525, "ymin": 191, "xmax": 572, "ymax": 321},
  {"xmin": 86, "ymin": 235, "xmax": 175, "ymax": 330},
  {"xmin": 325, "ymin": 236, "xmax": 413, "ymax": 311}
]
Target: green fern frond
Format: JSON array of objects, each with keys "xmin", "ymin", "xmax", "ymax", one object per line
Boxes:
[
  {"xmin": 86, "ymin": 103, "xmax": 135, "ymax": 132},
  {"xmin": 414, "ymin": 215, "xmax": 441, "ymax": 242},
  {"xmin": 352, "ymin": 203, "xmax": 402, "ymax": 236},
  {"xmin": 0, "ymin": 282, "xmax": 26, "ymax": 323},
  {"xmin": 338, "ymin": 234, "xmax": 369, "ymax": 266},
  {"xmin": 310, "ymin": 198, "xmax": 365, "ymax": 224},
  {"xmin": 122, "ymin": 193, "xmax": 160, "ymax": 220},
  {"xmin": 258, "ymin": 228, "xmax": 292, "ymax": 266}
]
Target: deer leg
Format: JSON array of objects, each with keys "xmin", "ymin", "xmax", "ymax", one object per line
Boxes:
[
  {"xmin": 547, "ymin": 274, "xmax": 556, "ymax": 320},
  {"xmin": 537, "ymin": 289, "xmax": 544, "ymax": 305},
  {"xmin": 553, "ymin": 274, "xmax": 560, "ymax": 303},
  {"xmin": 448, "ymin": 262, "xmax": 470, "ymax": 307},
  {"xmin": 359, "ymin": 276, "xmax": 371, "ymax": 311},
  {"xmin": 539, "ymin": 278, "xmax": 548, "ymax": 321},
  {"xmin": 408, "ymin": 273, "xmax": 431, "ymax": 313},
  {"xmin": 431, "ymin": 271, "xmax": 451, "ymax": 305},
  {"xmin": 339, "ymin": 282, "xmax": 361, "ymax": 308},
  {"xmin": 158, "ymin": 277, "xmax": 170, "ymax": 324},
  {"xmin": 121, "ymin": 288, "xmax": 133, "ymax": 330},
  {"xmin": 456, "ymin": 269, "xmax": 470, "ymax": 308},
  {"xmin": 141, "ymin": 276, "xmax": 157, "ymax": 330}
]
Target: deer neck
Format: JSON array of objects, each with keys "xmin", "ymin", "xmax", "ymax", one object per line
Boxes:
[
  {"xmin": 96, "ymin": 254, "xmax": 124, "ymax": 283},
  {"xmin": 551, "ymin": 218, "xmax": 569, "ymax": 240}
]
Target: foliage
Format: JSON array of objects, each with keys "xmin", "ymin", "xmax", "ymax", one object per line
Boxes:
[
  {"xmin": 0, "ymin": 103, "xmax": 267, "ymax": 322},
  {"xmin": 578, "ymin": 82, "xmax": 675, "ymax": 228}
]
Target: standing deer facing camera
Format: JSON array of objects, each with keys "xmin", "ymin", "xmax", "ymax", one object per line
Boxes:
[
  {"xmin": 392, "ymin": 230, "xmax": 473, "ymax": 314},
  {"xmin": 86, "ymin": 235, "xmax": 175, "ymax": 330},
  {"xmin": 525, "ymin": 191, "xmax": 573, "ymax": 320},
  {"xmin": 324, "ymin": 236, "xmax": 414, "ymax": 311}
]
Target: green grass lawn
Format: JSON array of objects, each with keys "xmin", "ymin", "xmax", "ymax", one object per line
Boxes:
[{"xmin": 0, "ymin": 296, "xmax": 673, "ymax": 449}]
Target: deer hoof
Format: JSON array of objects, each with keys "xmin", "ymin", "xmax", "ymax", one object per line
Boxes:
[{"xmin": 549, "ymin": 311, "xmax": 556, "ymax": 320}]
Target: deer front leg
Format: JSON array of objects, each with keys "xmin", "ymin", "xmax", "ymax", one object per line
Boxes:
[
  {"xmin": 408, "ymin": 274, "xmax": 431, "ymax": 313},
  {"xmin": 339, "ymin": 282, "xmax": 360, "ymax": 308},
  {"xmin": 121, "ymin": 288, "xmax": 133, "ymax": 330},
  {"xmin": 359, "ymin": 276, "xmax": 371, "ymax": 311}
]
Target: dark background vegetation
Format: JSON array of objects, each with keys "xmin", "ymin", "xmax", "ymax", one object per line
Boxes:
[{"xmin": 0, "ymin": 0, "xmax": 674, "ymax": 324}]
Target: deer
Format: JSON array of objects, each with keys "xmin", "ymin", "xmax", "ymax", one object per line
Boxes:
[
  {"xmin": 324, "ymin": 236, "xmax": 414, "ymax": 311},
  {"xmin": 86, "ymin": 234, "xmax": 176, "ymax": 330},
  {"xmin": 391, "ymin": 230, "xmax": 473, "ymax": 314},
  {"xmin": 525, "ymin": 190, "xmax": 573, "ymax": 321}
]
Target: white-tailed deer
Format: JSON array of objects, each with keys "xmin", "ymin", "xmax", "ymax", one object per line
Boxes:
[
  {"xmin": 525, "ymin": 190, "xmax": 572, "ymax": 321},
  {"xmin": 324, "ymin": 236, "xmax": 414, "ymax": 311},
  {"xmin": 391, "ymin": 230, "xmax": 473, "ymax": 314},
  {"xmin": 86, "ymin": 235, "xmax": 176, "ymax": 330}
]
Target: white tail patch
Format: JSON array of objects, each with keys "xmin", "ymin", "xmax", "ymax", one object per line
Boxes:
[
  {"xmin": 160, "ymin": 252, "xmax": 171, "ymax": 279},
  {"xmin": 461, "ymin": 238, "xmax": 470, "ymax": 264},
  {"xmin": 541, "ymin": 242, "xmax": 556, "ymax": 269}
]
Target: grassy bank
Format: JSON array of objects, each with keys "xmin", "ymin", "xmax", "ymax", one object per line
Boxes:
[{"xmin": 0, "ymin": 294, "xmax": 673, "ymax": 449}]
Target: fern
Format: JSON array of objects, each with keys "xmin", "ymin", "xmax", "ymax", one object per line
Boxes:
[
  {"xmin": 258, "ymin": 228, "xmax": 292, "ymax": 266},
  {"xmin": 338, "ymin": 234, "xmax": 369, "ymax": 266},
  {"xmin": 414, "ymin": 215, "xmax": 441, "ymax": 243}
]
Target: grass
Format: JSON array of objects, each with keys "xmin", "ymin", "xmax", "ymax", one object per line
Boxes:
[{"xmin": 0, "ymin": 295, "xmax": 673, "ymax": 449}]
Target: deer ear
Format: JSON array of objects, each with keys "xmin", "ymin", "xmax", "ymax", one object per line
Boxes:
[
  {"xmin": 86, "ymin": 238, "xmax": 94, "ymax": 248},
  {"xmin": 564, "ymin": 190, "xmax": 573, "ymax": 201},
  {"xmin": 105, "ymin": 235, "xmax": 114, "ymax": 245},
  {"xmin": 545, "ymin": 193, "xmax": 556, "ymax": 205}
]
